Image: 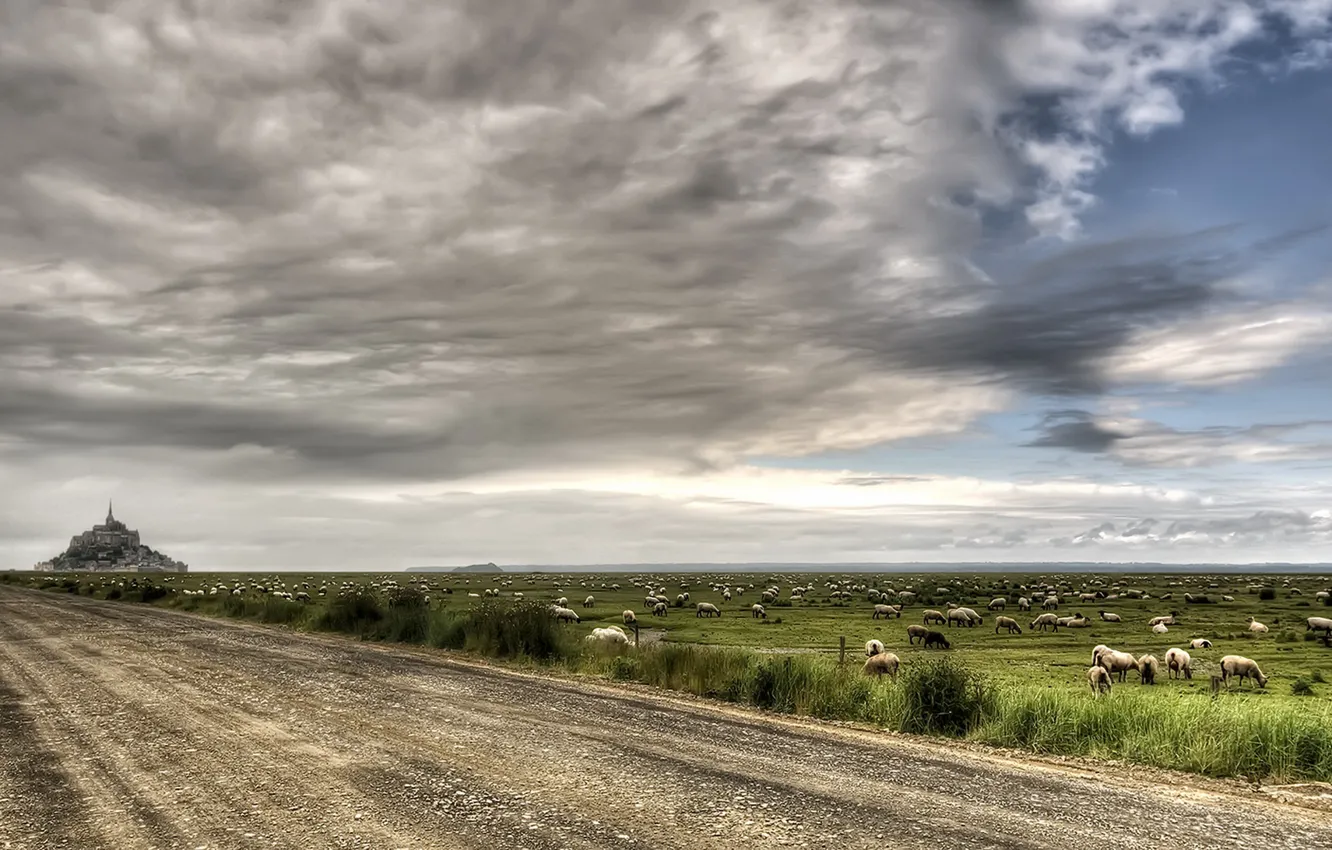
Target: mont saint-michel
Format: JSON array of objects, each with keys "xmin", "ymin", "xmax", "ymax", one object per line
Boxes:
[{"xmin": 34, "ymin": 502, "xmax": 188, "ymax": 573}]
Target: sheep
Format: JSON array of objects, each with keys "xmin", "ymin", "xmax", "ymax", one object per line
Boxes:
[
  {"xmin": 1098, "ymin": 611, "xmax": 1121, "ymax": 622},
  {"xmin": 1247, "ymin": 618, "xmax": 1269, "ymax": 634},
  {"xmin": 1189, "ymin": 638, "xmax": 1213, "ymax": 649},
  {"xmin": 1152, "ymin": 622, "xmax": 1169, "ymax": 634},
  {"xmin": 1030, "ymin": 613, "xmax": 1060, "ymax": 632},
  {"xmin": 556, "ymin": 597, "xmax": 568, "ymax": 607},
  {"xmin": 1222, "ymin": 595, "xmax": 1235, "ymax": 602},
  {"xmin": 921, "ymin": 609, "xmax": 947, "ymax": 625},
  {"xmin": 695, "ymin": 602, "xmax": 721, "ymax": 618},
  {"xmin": 872, "ymin": 604, "xmax": 902, "ymax": 620},
  {"xmin": 1097, "ymin": 649, "xmax": 1140, "ymax": 682},
  {"xmin": 863, "ymin": 652, "xmax": 901, "ymax": 679},
  {"xmin": 653, "ymin": 601, "xmax": 668, "ymax": 617},
  {"xmin": 906, "ymin": 624, "xmax": 929, "ymax": 644},
  {"xmin": 1042, "ymin": 596, "xmax": 1060, "ymax": 610},
  {"xmin": 1148, "ymin": 614, "xmax": 1176, "ymax": 627},
  {"xmin": 866, "ymin": 639, "xmax": 886, "ymax": 658},
  {"xmin": 923, "ymin": 630, "xmax": 951, "ymax": 649},
  {"xmin": 1088, "ymin": 666, "xmax": 1112, "ymax": 695},
  {"xmin": 723, "ymin": 590, "xmax": 732, "ymax": 602},
  {"xmin": 1091, "ymin": 644, "xmax": 1111, "ymax": 666},
  {"xmin": 644, "ymin": 596, "xmax": 659, "ymax": 609},
  {"xmin": 1017, "ymin": 596, "xmax": 1032, "ymax": 612},
  {"xmin": 994, "ymin": 616, "xmax": 1021, "ymax": 634},
  {"xmin": 584, "ymin": 595, "xmax": 596, "ymax": 608},
  {"xmin": 751, "ymin": 603, "xmax": 766, "ymax": 619},
  {"xmin": 1138, "ymin": 654, "xmax": 1160, "ymax": 685},
  {"xmin": 1219, "ymin": 655, "xmax": 1268, "ymax": 688},
  {"xmin": 552, "ymin": 607, "xmax": 581, "ymax": 624},
  {"xmin": 585, "ymin": 626, "xmax": 629, "ymax": 645},
  {"xmin": 958, "ymin": 607, "xmax": 983, "ymax": 625},
  {"xmin": 988, "ymin": 597, "xmax": 1006, "ymax": 611},
  {"xmin": 1063, "ymin": 616, "xmax": 1092, "ymax": 628},
  {"xmin": 1306, "ymin": 616, "xmax": 1332, "ymax": 635},
  {"xmin": 622, "ymin": 610, "xmax": 638, "ymax": 625},
  {"xmin": 1165, "ymin": 647, "xmax": 1192, "ymax": 680}
]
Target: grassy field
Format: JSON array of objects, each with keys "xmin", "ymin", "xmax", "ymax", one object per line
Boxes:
[{"xmin": 8, "ymin": 568, "xmax": 1332, "ymax": 781}]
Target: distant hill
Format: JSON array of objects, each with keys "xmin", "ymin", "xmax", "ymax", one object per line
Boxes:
[{"xmin": 406, "ymin": 563, "xmax": 503, "ymax": 574}]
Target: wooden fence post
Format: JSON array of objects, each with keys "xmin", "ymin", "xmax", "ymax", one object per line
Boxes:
[{"xmin": 839, "ymin": 635, "xmax": 846, "ymax": 666}]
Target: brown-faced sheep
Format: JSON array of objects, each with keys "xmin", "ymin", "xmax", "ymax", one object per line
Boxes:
[
  {"xmin": 1220, "ymin": 655, "xmax": 1268, "ymax": 688},
  {"xmin": 994, "ymin": 616, "xmax": 1021, "ymax": 634},
  {"xmin": 1088, "ymin": 666, "xmax": 1112, "ymax": 695},
  {"xmin": 863, "ymin": 652, "xmax": 901, "ymax": 678},
  {"xmin": 695, "ymin": 602, "xmax": 721, "ymax": 618},
  {"xmin": 1030, "ymin": 613, "xmax": 1060, "ymax": 632},
  {"xmin": 872, "ymin": 604, "xmax": 902, "ymax": 620},
  {"xmin": 988, "ymin": 597, "xmax": 1006, "ymax": 611},
  {"xmin": 922, "ymin": 609, "xmax": 947, "ymax": 625},
  {"xmin": 1097, "ymin": 649, "xmax": 1140, "ymax": 682}
]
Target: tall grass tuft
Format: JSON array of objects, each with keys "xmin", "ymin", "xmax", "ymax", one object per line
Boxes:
[
  {"xmin": 445, "ymin": 600, "xmax": 573, "ymax": 661},
  {"xmin": 897, "ymin": 655, "xmax": 992, "ymax": 737},
  {"xmin": 314, "ymin": 586, "xmax": 384, "ymax": 636}
]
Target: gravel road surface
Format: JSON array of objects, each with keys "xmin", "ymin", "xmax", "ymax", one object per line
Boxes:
[{"xmin": 2, "ymin": 588, "xmax": 1329, "ymax": 849}]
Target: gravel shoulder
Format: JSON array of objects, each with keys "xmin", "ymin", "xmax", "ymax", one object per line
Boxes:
[{"xmin": 2, "ymin": 587, "xmax": 1330, "ymax": 850}]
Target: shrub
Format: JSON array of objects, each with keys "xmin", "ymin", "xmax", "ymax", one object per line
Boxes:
[
  {"xmin": 1259, "ymin": 588, "xmax": 1276, "ymax": 601},
  {"xmin": 1277, "ymin": 630, "xmax": 1301, "ymax": 644},
  {"xmin": 609, "ymin": 655, "xmax": 641, "ymax": 681},
  {"xmin": 456, "ymin": 600, "xmax": 572, "ymax": 661},
  {"xmin": 1292, "ymin": 677, "xmax": 1314, "ymax": 696},
  {"xmin": 898, "ymin": 656, "xmax": 992, "ymax": 737},
  {"xmin": 1313, "ymin": 670, "xmax": 1328, "ymax": 684},
  {"xmin": 105, "ymin": 587, "xmax": 122, "ymax": 600},
  {"xmin": 258, "ymin": 597, "xmax": 306, "ymax": 625},
  {"xmin": 378, "ymin": 605, "xmax": 430, "ymax": 644},
  {"xmin": 315, "ymin": 586, "xmax": 384, "ymax": 635}
]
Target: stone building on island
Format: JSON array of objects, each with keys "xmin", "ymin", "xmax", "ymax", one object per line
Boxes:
[{"xmin": 34, "ymin": 502, "xmax": 188, "ymax": 573}]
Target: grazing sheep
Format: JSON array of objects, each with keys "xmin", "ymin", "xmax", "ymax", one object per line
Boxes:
[
  {"xmin": 644, "ymin": 596, "xmax": 659, "ymax": 609},
  {"xmin": 584, "ymin": 595, "xmax": 596, "ymax": 608},
  {"xmin": 1097, "ymin": 649, "xmax": 1140, "ymax": 682},
  {"xmin": 994, "ymin": 616, "xmax": 1021, "ymax": 634},
  {"xmin": 1165, "ymin": 647, "xmax": 1192, "ymax": 680},
  {"xmin": 552, "ymin": 607, "xmax": 581, "ymax": 624},
  {"xmin": 1091, "ymin": 644, "xmax": 1112, "ymax": 666},
  {"xmin": 1088, "ymin": 666, "xmax": 1112, "ymax": 695},
  {"xmin": 1017, "ymin": 597, "xmax": 1032, "ymax": 611},
  {"xmin": 1247, "ymin": 618, "xmax": 1269, "ymax": 634},
  {"xmin": 1042, "ymin": 596, "xmax": 1060, "ymax": 610},
  {"xmin": 1098, "ymin": 611, "xmax": 1121, "ymax": 622},
  {"xmin": 863, "ymin": 652, "xmax": 901, "ymax": 679},
  {"xmin": 723, "ymin": 590, "xmax": 732, "ymax": 602},
  {"xmin": 921, "ymin": 609, "xmax": 947, "ymax": 625},
  {"xmin": 906, "ymin": 624, "xmax": 929, "ymax": 645},
  {"xmin": 695, "ymin": 602, "xmax": 721, "ymax": 618},
  {"xmin": 585, "ymin": 626, "xmax": 629, "ymax": 645},
  {"xmin": 1030, "ymin": 613, "xmax": 1060, "ymax": 632},
  {"xmin": 751, "ymin": 603, "xmax": 766, "ymax": 619},
  {"xmin": 866, "ymin": 639, "xmax": 886, "ymax": 658},
  {"xmin": 923, "ymin": 631, "xmax": 951, "ymax": 649},
  {"xmin": 1306, "ymin": 616, "xmax": 1332, "ymax": 636},
  {"xmin": 958, "ymin": 607, "xmax": 983, "ymax": 625},
  {"xmin": 1189, "ymin": 638, "xmax": 1213, "ymax": 649},
  {"xmin": 556, "ymin": 597, "xmax": 568, "ymax": 607},
  {"xmin": 1219, "ymin": 655, "xmax": 1268, "ymax": 688},
  {"xmin": 1138, "ymin": 654, "xmax": 1160, "ymax": 685},
  {"xmin": 988, "ymin": 597, "xmax": 1006, "ymax": 611},
  {"xmin": 1152, "ymin": 622, "xmax": 1169, "ymax": 634},
  {"xmin": 872, "ymin": 604, "xmax": 902, "ymax": 620},
  {"xmin": 622, "ymin": 610, "xmax": 638, "ymax": 625},
  {"xmin": 653, "ymin": 602, "xmax": 668, "ymax": 617}
]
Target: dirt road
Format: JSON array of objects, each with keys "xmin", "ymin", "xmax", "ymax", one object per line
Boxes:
[{"xmin": 2, "ymin": 589, "xmax": 1329, "ymax": 850}]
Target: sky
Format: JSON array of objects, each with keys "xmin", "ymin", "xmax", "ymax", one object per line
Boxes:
[{"xmin": 3, "ymin": 0, "xmax": 1332, "ymax": 571}]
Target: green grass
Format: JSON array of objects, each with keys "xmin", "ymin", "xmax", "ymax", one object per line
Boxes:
[{"xmin": 10, "ymin": 567, "xmax": 1332, "ymax": 781}]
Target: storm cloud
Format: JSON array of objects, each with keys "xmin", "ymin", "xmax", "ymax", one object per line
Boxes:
[{"xmin": 3, "ymin": 1, "xmax": 1331, "ymax": 568}]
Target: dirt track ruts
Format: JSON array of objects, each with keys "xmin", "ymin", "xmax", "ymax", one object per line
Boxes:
[{"xmin": 2, "ymin": 587, "xmax": 1330, "ymax": 849}]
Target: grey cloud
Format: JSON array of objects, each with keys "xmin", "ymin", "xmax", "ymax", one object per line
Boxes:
[
  {"xmin": 1024, "ymin": 410, "xmax": 1128, "ymax": 453},
  {"xmin": 1058, "ymin": 510, "xmax": 1332, "ymax": 549}
]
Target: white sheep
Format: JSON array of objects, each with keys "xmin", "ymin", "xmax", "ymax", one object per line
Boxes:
[
  {"xmin": 1219, "ymin": 655, "xmax": 1268, "ymax": 688},
  {"xmin": 1097, "ymin": 649, "xmax": 1140, "ymax": 682},
  {"xmin": 1017, "ymin": 597, "xmax": 1032, "ymax": 611},
  {"xmin": 556, "ymin": 597, "xmax": 568, "ymax": 607},
  {"xmin": 1148, "ymin": 614, "xmax": 1175, "ymax": 627},
  {"xmin": 1098, "ymin": 611, "xmax": 1121, "ymax": 622},
  {"xmin": 994, "ymin": 616, "xmax": 1021, "ymax": 634},
  {"xmin": 584, "ymin": 595, "xmax": 596, "ymax": 608},
  {"xmin": 872, "ymin": 604, "xmax": 901, "ymax": 620},
  {"xmin": 866, "ymin": 639, "xmax": 886, "ymax": 657},
  {"xmin": 751, "ymin": 603, "xmax": 766, "ymax": 619},
  {"xmin": 1247, "ymin": 618, "xmax": 1269, "ymax": 634},
  {"xmin": 1137, "ymin": 654, "xmax": 1160, "ymax": 685},
  {"xmin": 1152, "ymin": 622, "xmax": 1169, "ymax": 634},
  {"xmin": 1306, "ymin": 616, "xmax": 1332, "ymax": 636},
  {"xmin": 863, "ymin": 652, "xmax": 900, "ymax": 679},
  {"xmin": 1164, "ymin": 647, "xmax": 1192, "ymax": 680},
  {"xmin": 585, "ymin": 626, "xmax": 629, "ymax": 645},
  {"xmin": 653, "ymin": 601, "xmax": 668, "ymax": 617},
  {"xmin": 987, "ymin": 597, "xmax": 1006, "ymax": 611},
  {"xmin": 1189, "ymin": 638, "xmax": 1212, "ymax": 649},
  {"xmin": 552, "ymin": 606, "xmax": 581, "ymax": 623},
  {"xmin": 1087, "ymin": 666, "xmax": 1112, "ymax": 695},
  {"xmin": 695, "ymin": 602, "xmax": 721, "ymax": 618},
  {"xmin": 622, "ymin": 610, "xmax": 638, "ymax": 625},
  {"xmin": 1030, "ymin": 613, "xmax": 1060, "ymax": 631}
]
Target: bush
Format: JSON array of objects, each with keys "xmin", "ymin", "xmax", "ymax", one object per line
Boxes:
[
  {"xmin": 1313, "ymin": 670, "xmax": 1327, "ymax": 684},
  {"xmin": 105, "ymin": 587, "xmax": 122, "ymax": 600},
  {"xmin": 454, "ymin": 600, "xmax": 572, "ymax": 662},
  {"xmin": 898, "ymin": 656, "xmax": 992, "ymax": 737},
  {"xmin": 258, "ymin": 597, "xmax": 306, "ymax": 625},
  {"xmin": 1292, "ymin": 677, "xmax": 1314, "ymax": 696},
  {"xmin": 1259, "ymin": 588, "xmax": 1276, "ymax": 601},
  {"xmin": 315, "ymin": 587, "xmax": 384, "ymax": 635}
]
